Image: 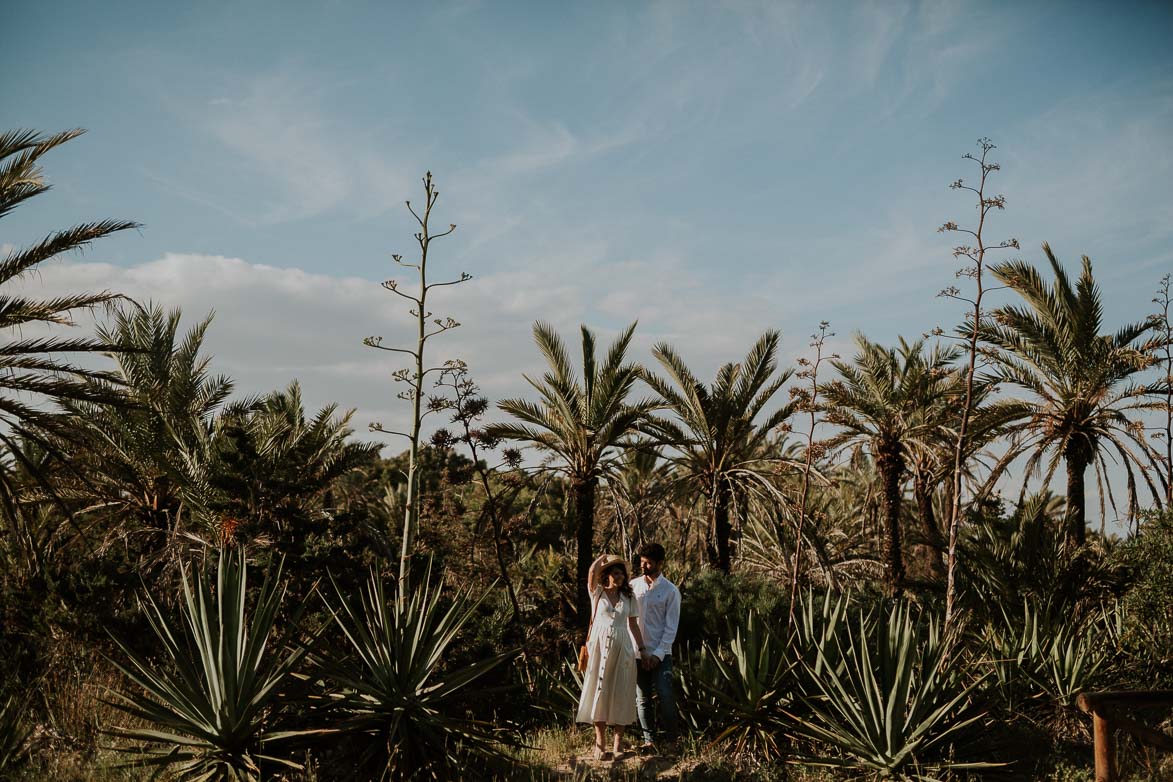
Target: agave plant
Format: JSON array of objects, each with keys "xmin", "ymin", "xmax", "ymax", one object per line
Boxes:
[
  {"xmin": 315, "ymin": 564, "xmax": 518, "ymax": 780},
  {"xmin": 788, "ymin": 602, "xmax": 994, "ymax": 780},
  {"xmin": 980, "ymin": 600, "xmax": 1044, "ymax": 716},
  {"xmin": 1031, "ymin": 619, "xmax": 1110, "ymax": 710},
  {"xmin": 105, "ymin": 550, "xmax": 309, "ymax": 780},
  {"xmin": 680, "ymin": 608, "xmax": 795, "ymax": 759},
  {"xmin": 983, "ymin": 600, "xmax": 1110, "ymax": 714},
  {"xmin": 0, "ymin": 695, "xmax": 32, "ymax": 775},
  {"xmin": 529, "ymin": 655, "xmax": 585, "ymax": 721},
  {"xmin": 791, "ymin": 588, "xmax": 850, "ymax": 679}
]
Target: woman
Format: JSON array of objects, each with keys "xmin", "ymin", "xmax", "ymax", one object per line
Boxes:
[{"xmin": 576, "ymin": 553, "xmax": 647, "ymax": 761}]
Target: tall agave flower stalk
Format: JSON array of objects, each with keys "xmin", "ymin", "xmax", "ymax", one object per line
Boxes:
[{"xmin": 363, "ymin": 172, "xmax": 469, "ymax": 605}]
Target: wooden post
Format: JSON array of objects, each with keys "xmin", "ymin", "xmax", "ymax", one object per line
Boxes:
[
  {"xmin": 1092, "ymin": 710, "xmax": 1115, "ymax": 782},
  {"xmin": 1077, "ymin": 690, "xmax": 1173, "ymax": 780}
]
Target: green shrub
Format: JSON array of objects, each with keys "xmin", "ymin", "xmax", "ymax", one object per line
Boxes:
[
  {"xmin": 1113, "ymin": 510, "xmax": 1173, "ymax": 688},
  {"xmin": 676, "ymin": 569, "xmax": 789, "ymax": 649}
]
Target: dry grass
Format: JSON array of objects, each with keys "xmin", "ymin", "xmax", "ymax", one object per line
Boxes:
[
  {"xmin": 14, "ymin": 643, "xmax": 146, "ymax": 782},
  {"xmin": 517, "ymin": 724, "xmax": 841, "ymax": 781}
]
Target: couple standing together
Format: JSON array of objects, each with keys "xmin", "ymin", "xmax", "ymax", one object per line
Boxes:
[{"xmin": 576, "ymin": 543, "xmax": 680, "ymax": 761}]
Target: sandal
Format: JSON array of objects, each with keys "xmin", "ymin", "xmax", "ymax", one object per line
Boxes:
[{"xmin": 592, "ymin": 743, "xmax": 608, "ymax": 761}]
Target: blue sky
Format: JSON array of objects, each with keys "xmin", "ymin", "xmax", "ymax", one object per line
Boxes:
[{"xmin": 6, "ymin": 1, "xmax": 1173, "ymax": 515}]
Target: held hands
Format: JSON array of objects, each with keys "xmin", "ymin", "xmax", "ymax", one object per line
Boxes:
[{"xmin": 640, "ymin": 653, "xmax": 661, "ymax": 671}]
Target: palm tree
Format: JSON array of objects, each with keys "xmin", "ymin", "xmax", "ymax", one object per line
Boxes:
[
  {"xmin": 0, "ymin": 129, "xmax": 137, "ymax": 517},
  {"xmin": 599, "ymin": 441, "xmax": 674, "ymax": 562},
  {"xmin": 208, "ymin": 380, "xmax": 382, "ymax": 547},
  {"xmin": 57, "ymin": 305, "xmax": 232, "ymax": 545},
  {"xmin": 905, "ymin": 370, "xmax": 1004, "ymax": 583},
  {"xmin": 820, "ymin": 336, "xmax": 962, "ymax": 594},
  {"xmin": 486, "ymin": 321, "xmax": 653, "ymax": 627},
  {"xmin": 641, "ymin": 331, "xmax": 796, "ymax": 573},
  {"xmin": 977, "ymin": 244, "xmax": 1162, "ymax": 550}
]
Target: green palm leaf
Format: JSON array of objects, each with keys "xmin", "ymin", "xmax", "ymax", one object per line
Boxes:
[
  {"xmin": 485, "ymin": 321, "xmax": 651, "ymax": 626},
  {"xmin": 643, "ymin": 331, "xmax": 795, "ymax": 572},
  {"xmin": 979, "ymin": 244, "xmax": 1164, "ymax": 545},
  {"xmin": 0, "ymin": 128, "xmax": 137, "ymax": 535}
]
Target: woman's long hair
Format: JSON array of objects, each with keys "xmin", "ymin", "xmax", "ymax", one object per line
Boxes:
[{"xmin": 604, "ymin": 563, "xmax": 634, "ymax": 599}]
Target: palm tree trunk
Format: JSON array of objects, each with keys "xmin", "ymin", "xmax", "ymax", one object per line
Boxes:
[
  {"xmin": 1064, "ymin": 439, "xmax": 1090, "ymax": 550},
  {"xmin": 876, "ymin": 448, "xmax": 906, "ymax": 595},
  {"xmin": 574, "ymin": 474, "xmax": 598, "ymax": 632},
  {"xmin": 711, "ymin": 477, "xmax": 734, "ymax": 573},
  {"xmin": 914, "ymin": 474, "xmax": 946, "ymax": 582}
]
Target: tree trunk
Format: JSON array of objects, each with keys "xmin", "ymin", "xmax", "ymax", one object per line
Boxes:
[
  {"xmin": 914, "ymin": 473, "xmax": 947, "ymax": 582},
  {"xmin": 876, "ymin": 448, "xmax": 906, "ymax": 595},
  {"xmin": 574, "ymin": 474, "xmax": 598, "ymax": 633},
  {"xmin": 711, "ymin": 477, "xmax": 734, "ymax": 573},
  {"xmin": 1064, "ymin": 439, "xmax": 1090, "ymax": 551}
]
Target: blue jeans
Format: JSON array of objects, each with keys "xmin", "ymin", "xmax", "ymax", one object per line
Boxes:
[{"xmin": 636, "ymin": 655, "xmax": 677, "ymax": 744}]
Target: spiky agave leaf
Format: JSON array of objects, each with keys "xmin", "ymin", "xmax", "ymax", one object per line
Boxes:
[
  {"xmin": 787, "ymin": 602, "xmax": 998, "ymax": 779},
  {"xmin": 314, "ymin": 562, "xmax": 518, "ymax": 781},
  {"xmin": 688, "ymin": 608, "xmax": 796, "ymax": 760},
  {"xmin": 104, "ymin": 550, "xmax": 310, "ymax": 780}
]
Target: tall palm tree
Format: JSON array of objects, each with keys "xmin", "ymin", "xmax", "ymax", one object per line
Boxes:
[
  {"xmin": 641, "ymin": 331, "xmax": 796, "ymax": 573},
  {"xmin": 0, "ymin": 129, "xmax": 137, "ymax": 517},
  {"xmin": 486, "ymin": 321, "xmax": 653, "ymax": 627},
  {"xmin": 977, "ymin": 244, "xmax": 1162, "ymax": 550},
  {"xmin": 820, "ymin": 336, "xmax": 961, "ymax": 594}
]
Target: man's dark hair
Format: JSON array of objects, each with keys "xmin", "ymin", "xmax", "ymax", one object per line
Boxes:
[{"xmin": 638, "ymin": 542, "xmax": 666, "ymax": 562}]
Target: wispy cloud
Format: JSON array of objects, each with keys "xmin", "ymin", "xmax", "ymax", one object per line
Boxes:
[{"xmin": 160, "ymin": 67, "xmax": 416, "ymax": 225}]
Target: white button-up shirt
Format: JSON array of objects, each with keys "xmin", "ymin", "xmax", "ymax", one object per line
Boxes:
[{"xmin": 630, "ymin": 574, "xmax": 680, "ymax": 660}]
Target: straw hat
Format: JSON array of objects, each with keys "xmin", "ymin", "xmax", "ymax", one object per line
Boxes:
[{"xmin": 599, "ymin": 554, "xmax": 628, "ymax": 573}]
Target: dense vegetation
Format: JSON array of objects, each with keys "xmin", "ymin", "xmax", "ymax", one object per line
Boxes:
[{"xmin": 2, "ymin": 130, "xmax": 1172, "ymax": 781}]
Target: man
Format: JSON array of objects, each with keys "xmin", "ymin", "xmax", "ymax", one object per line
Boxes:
[{"xmin": 630, "ymin": 542, "xmax": 680, "ymax": 754}]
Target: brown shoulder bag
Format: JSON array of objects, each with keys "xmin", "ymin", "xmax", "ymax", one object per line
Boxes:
[{"xmin": 576, "ymin": 591, "xmax": 602, "ymax": 672}]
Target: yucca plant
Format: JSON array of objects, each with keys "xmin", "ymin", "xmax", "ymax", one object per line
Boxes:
[
  {"xmin": 1031, "ymin": 619, "xmax": 1109, "ymax": 710},
  {"xmin": 314, "ymin": 564, "xmax": 518, "ymax": 780},
  {"xmin": 0, "ymin": 695, "xmax": 32, "ymax": 775},
  {"xmin": 789, "ymin": 602, "xmax": 995, "ymax": 780},
  {"xmin": 681, "ymin": 608, "xmax": 795, "ymax": 759},
  {"xmin": 105, "ymin": 550, "xmax": 309, "ymax": 780}
]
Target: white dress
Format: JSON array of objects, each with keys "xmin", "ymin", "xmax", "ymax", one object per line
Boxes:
[{"xmin": 576, "ymin": 586, "xmax": 640, "ymax": 725}]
